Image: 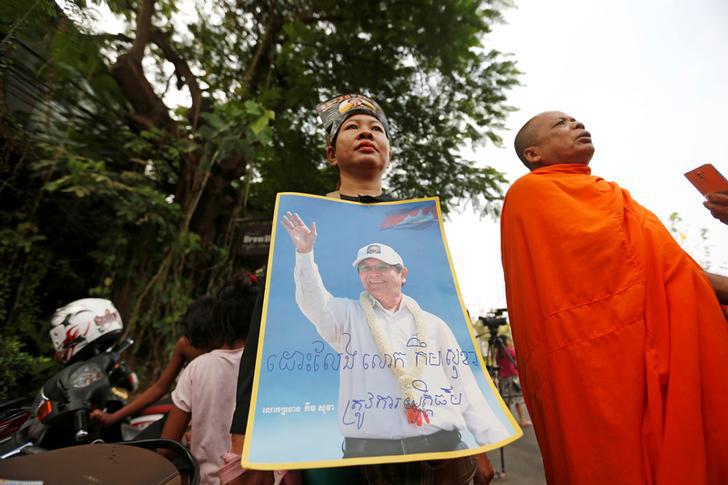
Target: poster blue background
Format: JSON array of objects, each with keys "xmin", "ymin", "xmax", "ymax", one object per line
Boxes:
[{"xmin": 247, "ymin": 194, "xmax": 515, "ymax": 464}]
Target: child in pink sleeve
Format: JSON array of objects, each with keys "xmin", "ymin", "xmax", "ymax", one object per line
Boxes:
[{"xmin": 162, "ymin": 280, "xmax": 257, "ymax": 485}]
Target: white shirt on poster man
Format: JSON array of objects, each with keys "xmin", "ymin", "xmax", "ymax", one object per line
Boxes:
[{"xmin": 293, "ymin": 248, "xmax": 509, "ymax": 445}]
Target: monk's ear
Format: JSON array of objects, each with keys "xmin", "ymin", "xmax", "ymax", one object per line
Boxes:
[
  {"xmin": 524, "ymin": 146, "xmax": 542, "ymax": 167},
  {"xmin": 326, "ymin": 145, "xmax": 337, "ymax": 167}
]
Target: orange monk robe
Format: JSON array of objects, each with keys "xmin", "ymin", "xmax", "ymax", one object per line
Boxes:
[{"xmin": 500, "ymin": 163, "xmax": 728, "ymax": 485}]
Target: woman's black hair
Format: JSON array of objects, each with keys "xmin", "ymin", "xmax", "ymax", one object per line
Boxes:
[
  {"xmin": 210, "ymin": 273, "xmax": 259, "ymax": 347},
  {"xmin": 181, "ymin": 295, "xmax": 216, "ymax": 349}
]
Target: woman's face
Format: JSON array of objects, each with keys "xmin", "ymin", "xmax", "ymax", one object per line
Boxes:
[{"xmin": 328, "ymin": 114, "xmax": 391, "ymax": 178}]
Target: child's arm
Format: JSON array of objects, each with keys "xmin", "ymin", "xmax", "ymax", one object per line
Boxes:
[
  {"xmin": 159, "ymin": 404, "xmax": 191, "ymax": 459},
  {"xmin": 92, "ymin": 337, "xmax": 203, "ymax": 426},
  {"xmin": 161, "ymin": 404, "xmax": 191, "ymax": 442}
]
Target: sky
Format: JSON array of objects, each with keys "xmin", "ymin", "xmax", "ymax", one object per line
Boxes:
[{"xmin": 445, "ymin": 0, "xmax": 728, "ymax": 317}]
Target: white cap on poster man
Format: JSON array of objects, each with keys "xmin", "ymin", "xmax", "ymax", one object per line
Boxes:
[{"xmin": 352, "ymin": 243, "xmax": 404, "ymax": 267}]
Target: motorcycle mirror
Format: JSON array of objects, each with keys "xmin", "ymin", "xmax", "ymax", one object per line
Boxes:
[{"xmin": 107, "ymin": 337, "xmax": 134, "ymax": 354}]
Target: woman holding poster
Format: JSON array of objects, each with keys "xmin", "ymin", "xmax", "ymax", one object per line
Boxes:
[{"xmin": 227, "ymin": 94, "xmax": 516, "ymax": 485}]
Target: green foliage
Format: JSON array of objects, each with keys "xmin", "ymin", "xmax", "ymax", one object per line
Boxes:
[
  {"xmin": 0, "ymin": 336, "xmax": 56, "ymax": 400},
  {"xmin": 198, "ymin": 99, "xmax": 275, "ymax": 166},
  {"xmin": 1, "ymin": 0, "xmax": 519, "ymax": 394},
  {"xmin": 75, "ymin": 0, "xmax": 518, "ymax": 214}
]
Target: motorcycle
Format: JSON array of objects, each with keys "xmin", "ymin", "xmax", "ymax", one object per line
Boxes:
[
  {"xmin": 0, "ymin": 336, "xmax": 138, "ymax": 456},
  {"xmin": 0, "ymin": 298, "xmax": 199, "ymax": 483},
  {"xmin": 0, "ymin": 398, "xmax": 32, "ymax": 444},
  {"xmin": 0, "ymin": 338, "xmax": 200, "ymax": 483}
]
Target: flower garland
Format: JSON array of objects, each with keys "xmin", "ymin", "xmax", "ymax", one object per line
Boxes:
[{"xmin": 359, "ymin": 291, "xmax": 430, "ymax": 426}]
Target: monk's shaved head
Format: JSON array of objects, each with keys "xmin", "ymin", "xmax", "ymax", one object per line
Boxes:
[
  {"xmin": 513, "ymin": 111, "xmax": 594, "ymax": 170},
  {"xmin": 514, "ymin": 114, "xmax": 543, "ymax": 169}
]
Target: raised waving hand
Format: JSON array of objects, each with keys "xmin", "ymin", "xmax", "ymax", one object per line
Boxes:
[{"xmin": 282, "ymin": 211, "xmax": 317, "ymax": 253}]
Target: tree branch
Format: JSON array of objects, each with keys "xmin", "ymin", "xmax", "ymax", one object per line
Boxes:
[
  {"xmin": 88, "ymin": 33, "xmax": 134, "ymax": 44},
  {"xmin": 240, "ymin": 10, "xmax": 282, "ymax": 96},
  {"xmin": 149, "ymin": 28, "xmax": 204, "ymax": 129},
  {"xmin": 129, "ymin": 0, "xmax": 156, "ymax": 61},
  {"xmin": 109, "ymin": 0, "xmax": 177, "ymax": 134}
]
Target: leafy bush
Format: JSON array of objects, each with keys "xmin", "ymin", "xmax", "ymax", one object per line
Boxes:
[{"xmin": 0, "ymin": 336, "xmax": 56, "ymax": 400}]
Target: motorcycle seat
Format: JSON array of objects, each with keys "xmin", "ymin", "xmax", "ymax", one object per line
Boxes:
[{"xmin": 0, "ymin": 442, "xmax": 182, "ymax": 484}]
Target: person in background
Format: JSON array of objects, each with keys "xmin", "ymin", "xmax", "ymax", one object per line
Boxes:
[
  {"xmin": 495, "ymin": 336, "xmax": 530, "ymax": 428},
  {"xmin": 704, "ymin": 191, "xmax": 728, "ymax": 225},
  {"xmin": 91, "ymin": 297, "xmax": 211, "ymax": 432},
  {"xmin": 703, "ymin": 190, "xmax": 728, "ymax": 318},
  {"xmin": 703, "ymin": 192, "xmax": 728, "ymax": 309},
  {"xmin": 162, "ymin": 279, "xmax": 257, "ymax": 485}
]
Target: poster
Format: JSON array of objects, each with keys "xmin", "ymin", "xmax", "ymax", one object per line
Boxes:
[{"xmin": 243, "ymin": 194, "xmax": 521, "ymax": 469}]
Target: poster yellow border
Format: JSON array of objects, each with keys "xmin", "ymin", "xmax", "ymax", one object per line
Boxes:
[{"xmin": 242, "ymin": 192, "xmax": 522, "ymax": 470}]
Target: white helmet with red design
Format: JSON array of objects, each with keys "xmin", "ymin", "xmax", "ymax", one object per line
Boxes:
[{"xmin": 49, "ymin": 298, "xmax": 124, "ymax": 364}]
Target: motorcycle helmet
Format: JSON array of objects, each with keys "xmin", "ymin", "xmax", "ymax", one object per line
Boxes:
[{"xmin": 50, "ymin": 298, "xmax": 124, "ymax": 364}]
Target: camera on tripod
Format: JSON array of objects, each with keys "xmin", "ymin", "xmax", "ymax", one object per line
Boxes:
[
  {"xmin": 478, "ymin": 308, "xmax": 508, "ymax": 335},
  {"xmin": 477, "ymin": 308, "xmax": 515, "ymax": 379}
]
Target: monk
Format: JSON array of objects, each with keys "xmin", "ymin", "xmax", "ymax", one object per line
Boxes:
[{"xmin": 500, "ymin": 111, "xmax": 728, "ymax": 484}]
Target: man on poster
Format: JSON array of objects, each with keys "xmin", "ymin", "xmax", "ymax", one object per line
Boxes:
[{"xmin": 282, "ymin": 213, "xmax": 510, "ymax": 457}]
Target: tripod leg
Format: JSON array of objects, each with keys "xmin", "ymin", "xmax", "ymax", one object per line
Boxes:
[{"xmin": 495, "ymin": 447, "xmax": 507, "ymax": 479}]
